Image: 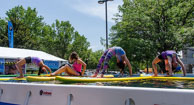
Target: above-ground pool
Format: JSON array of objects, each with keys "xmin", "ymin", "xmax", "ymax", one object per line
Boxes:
[
  {"xmin": 1, "ymin": 74, "xmax": 194, "ymax": 105},
  {"xmin": 1, "ymin": 74, "xmax": 194, "ymax": 89}
]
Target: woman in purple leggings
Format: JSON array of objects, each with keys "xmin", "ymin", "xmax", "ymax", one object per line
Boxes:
[
  {"xmin": 92, "ymin": 47, "xmax": 132, "ymax": 78},
  {"xmin": 16, "ymin": 57, "xmax": 52, "ymax": 78},
  {"xmin": 152, "ymin": 50, "xmax": 186, "ymax": 76}
]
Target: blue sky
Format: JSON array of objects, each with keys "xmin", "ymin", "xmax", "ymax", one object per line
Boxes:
[{"xmin": 0, "ymin": 0, "xmax": 123, "ymax": 51}]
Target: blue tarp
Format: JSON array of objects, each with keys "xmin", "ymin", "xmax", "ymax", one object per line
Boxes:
[{"xmin": 0, "ymin": 102, "xmax": 19, "ymax": 105}]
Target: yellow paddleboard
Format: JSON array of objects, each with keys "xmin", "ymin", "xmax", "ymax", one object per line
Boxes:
[
  {"xmin": 26, "ymin": 75, "xmax": 114, "ymax": 82},
  {"xmin": 26, "ymin": 76, "xmax": 55, "ymax": 82},
  {"xmin": 0, "ymin": 77, "xmax": 26, "ymax": 81},
  {"xmin": 150, "ymin": 76, "xmax": 194, "ymax": 80},
  {"xmin": 140, "ymin": 74, "xmax": 194, "ymax": 80},
  {"xmin": 56, "ymin": 76, "xmax": 151, "ymax": 83}
]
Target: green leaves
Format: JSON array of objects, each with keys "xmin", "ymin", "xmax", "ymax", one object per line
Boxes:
[
  {"xmin": 0, "ymin": 18, "xmax": 8, "ymax": 47},
  {"xmin": 5, "ymin": 6, "xmax": 44, "ymax": 49},
  {"xmin": 110, "ymin": 0, "xmax": 194, "ymax": 71},
  {"xmin": 0, "ymin": 6, "xmax": 97, "ymax": 69}
]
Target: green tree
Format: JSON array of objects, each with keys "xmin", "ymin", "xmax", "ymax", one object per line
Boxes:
[
  {"xmin": 40, "ymin": 20, "xmax": 92, "ymax": 62},
  {"xmin": 40, "ymin": 20, "xmax": 74, "ymax": 59},
  {"xmin": 39, "ymin": 24, "xmax": 55, "ymax": 53},
  {"xmin": 69, "ymin": 31, "xmax": 90, "ymax": 61},
  {"xmin": 6, "ymin": 6, "xmax": 44, "ymax": 49},
  {"xmin": 87, "ymin": 50, "xmax": 103, "ymax": 69},
  {"xmin": 0, "ymin": 5, "xmax": 106, "ymax": 71},
  {"xmin": 110, "ymin": 0, "xmax": 194, "ymax": 71},
  {"xmin": 0, "ymin": 18, "xmax": 8, "ymax": 46}
]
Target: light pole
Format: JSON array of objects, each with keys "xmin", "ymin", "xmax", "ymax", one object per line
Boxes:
[{"xmin": 98, "ymin": 0, "xmax": 113, "ymax": 49}]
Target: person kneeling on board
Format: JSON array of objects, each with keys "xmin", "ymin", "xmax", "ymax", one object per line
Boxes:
[
  {"xmin": 51, "ymin": 52, "xmax": 86, "ymax": 76},
  {"xmin": 92, "ymin": 47, "xmax": 132, "ymax": 78},
  {"xmin": 152, "ymin": 50, "xmax": 186, "ymax": 77},
  {"xmin": 16, "ymin": 57, "xmax": 52, "ymax": 78}
]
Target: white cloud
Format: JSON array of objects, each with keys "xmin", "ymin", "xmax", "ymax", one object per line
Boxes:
[{"xmin": 70, "ymin": 0, "xmax": 123, "ymax": 23}]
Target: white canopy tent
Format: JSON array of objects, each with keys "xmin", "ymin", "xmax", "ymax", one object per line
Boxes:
[{"xmin": 0, "ymin": 47, "xmax": 67, "ymax": 61}]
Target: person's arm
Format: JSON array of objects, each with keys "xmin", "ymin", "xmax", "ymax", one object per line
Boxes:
[
  {"xmin": 177, "ymin": 57, "xmax": 186, "ymax": 76},
  {"xmin": 42, "ymin": 67, "xmax": 48, "ymax": 74},
  {"xmin": 123, "ymin": 55, "xmax": 132, "ymax": 76},
  {"xmin": 15, "ymin": 58, "xmax": 26, "ymax": 78},
  {"xmin": 152, "ymin": 57, "xmax": 161, "ymax": 76},
  {"xmin": 92, "ymin": 53, "xmax": 106, "ymax": 77},
  {"xmin": 116, "ymin": 56, "xmax": 119, "ymax": 63},
  {"xmin": 77, "ymin": 59, "xmax": 87, "ymax": 76},
  {"xmin": 167, "ymin": 56, "xmax": 173, "ymax": 76},
  {"xmin": 43, "ymin": 64, "xmax": 52, "ymax": 73}
]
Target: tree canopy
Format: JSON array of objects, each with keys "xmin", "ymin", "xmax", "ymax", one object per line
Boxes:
[
  {"xmin": 0, "ymin": 5, "xmax": 102, "ymax": 69},
  {"xmin": 109, "ymin": 0, "xmax": 194, "ymax": 71}
]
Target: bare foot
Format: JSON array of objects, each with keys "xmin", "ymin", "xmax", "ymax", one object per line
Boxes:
[
  {"xmin": 100, "ymin": 74, "xmax": 104, "ymax": 78},
  {"xmin": 50, "ymin": 73, "xmax": 55, "ymax": 76},
  {"xmin": 91, "ymin": 74, "xmax": 98, "ymax": 77},
  {"xmin": 165, "ymin": 74, "xmax": 173, "ymax": 77},
  {"xmin": 15, "ymin": 76, "xmax": 24, "ymax": 78},
  {"xmin": 152, "ymin": 74, "xmax": 158, "ymax": 77}
]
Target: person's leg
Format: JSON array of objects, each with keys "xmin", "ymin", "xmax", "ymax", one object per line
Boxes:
[
  {"xmin": 101, "ymin": 52, "xmax": 113, "ymax": 75},
  {"xmin": 166, "ymin": 56, "xmax": 173, "ymax": 76},
  {"xmin": 95, "ymin": 49, "xmax": 109, "ymax": 74},
  {"xmin": 51, "ymin": 64, "xmax": 79, "ymax": 76},
  {"xmin": 15, "ymin": 59, "xmax": 26, "ymax": 78},
  {"xmin": 64, "ymin": 65, "xmax": 80, "ymax": 76},
  {"xmin": 152, "ymin": 57, "xmax": 161, "ymax": 76},
  {"xmin": 118, "ymin": 69, "xmax": 124, "ymax": 77},
  {"xmin": 51, "ymin": 65, "xmax": 67, "ymax": 75},
  {"xmin": 42, "ymin": 67, "xmax": 48, "ymax": 74}
]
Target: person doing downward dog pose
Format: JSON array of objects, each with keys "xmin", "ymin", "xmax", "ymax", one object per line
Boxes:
[
  {"xmin": 152, "ymin": 50, "xmax": 186, "ymax": 76},
  {"xmin": 16, "ymin": 57, "xmax": 52, "ymax": 78},
  {"xmin": 92, "ymin": 47, "xmax": 132, "ymax": 78},
  {"xmin": 51, "ymin": 52, "xmax": 86, "ymax": 76}
]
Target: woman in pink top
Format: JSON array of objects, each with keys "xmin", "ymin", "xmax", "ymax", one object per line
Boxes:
[{"xmin": 51, "ymin": 52, "xmax": 87, "ymax": 76}]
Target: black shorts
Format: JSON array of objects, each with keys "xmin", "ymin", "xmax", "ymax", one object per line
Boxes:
[
  {"xmin": 76, "ymin": 71, "xmax": 82, "ymax": 76},
  {"xmin": 25, "ymin": 57, "xmax": 31, "ymax": 64}
]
